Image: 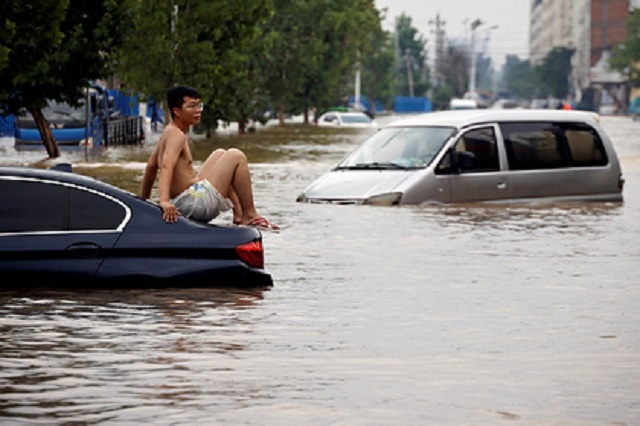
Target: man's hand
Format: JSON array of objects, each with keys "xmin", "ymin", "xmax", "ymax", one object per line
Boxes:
[{"xmin": 160, "ymin": 201, "xmax": 182, "ymax": 223}]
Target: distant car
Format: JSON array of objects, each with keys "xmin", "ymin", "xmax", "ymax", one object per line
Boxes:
[
  {"xmin": 297, "ymin": 109, "xmax": 624, "ymax": 206},
  {"xmin": 491, "ymin": 99, "xmax": 523, "ymax": 109},
  {"xmin": 449, "ymin": 98, "xmax": 478, "ymax": 110},
  {"xmin": 317, "ymin": 111, "xmax": 377, "ymax": 127},
  {"xmin": 0, "ymin": 165, "xmax": 273, "ymax": 288}
]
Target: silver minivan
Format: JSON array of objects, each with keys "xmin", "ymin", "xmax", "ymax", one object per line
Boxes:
[{"xmin": 296, "ymin": 110, "xmax": 625, "ymax": 205}]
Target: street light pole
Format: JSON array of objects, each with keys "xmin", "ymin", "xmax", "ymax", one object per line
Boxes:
[{"xmin": 468, "ymin": 19, "xmax": 483, "ymax": 99}]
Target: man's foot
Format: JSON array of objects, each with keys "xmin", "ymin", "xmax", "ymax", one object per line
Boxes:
[{"xmin": 247, "ymin": 216, "xmax": 280, "ymax": 231}]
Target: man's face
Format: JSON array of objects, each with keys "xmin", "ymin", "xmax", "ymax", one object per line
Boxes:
[{"xmin": 177, "ymin": 96, "xmax": 203, "ymax": 124}]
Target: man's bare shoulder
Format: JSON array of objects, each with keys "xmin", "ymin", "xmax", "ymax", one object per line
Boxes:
[{"xmin": 158, "ymin": 124, "xmax": 186, "ymax": 147}]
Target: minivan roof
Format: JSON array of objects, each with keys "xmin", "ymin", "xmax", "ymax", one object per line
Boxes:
[{"xmin": 386, "ymin": 109, "xmax": 600, "ymax": 129}]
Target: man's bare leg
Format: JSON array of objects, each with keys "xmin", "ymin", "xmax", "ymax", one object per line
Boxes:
[{"xmin": 198, "ymin": 148, "xmax": 266, "ymax": 225}]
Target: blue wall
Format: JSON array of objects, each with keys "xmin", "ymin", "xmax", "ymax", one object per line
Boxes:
[{"xmin": 394, "ymin": 97, "xmax": 432, "ymax": 113}]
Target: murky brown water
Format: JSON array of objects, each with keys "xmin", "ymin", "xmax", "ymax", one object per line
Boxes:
[{"xmin": 1, "ymin": 115, "xmax": 639, "ymax": 425}]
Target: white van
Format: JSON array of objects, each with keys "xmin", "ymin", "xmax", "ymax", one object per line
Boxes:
[
  {"xmin": 296, "ymin": 110, "xmax": 624, "ymax": 205},
  {"xmin": 449, "ymin": 98, "xmax": 478, "ymax": 110}
]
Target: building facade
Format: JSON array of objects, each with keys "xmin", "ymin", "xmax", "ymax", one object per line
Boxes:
[{"xmin": 529, "ymin": 0, "xmax": 631, "ymax": 111}]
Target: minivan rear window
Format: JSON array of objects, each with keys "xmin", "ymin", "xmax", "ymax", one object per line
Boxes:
[{"xmin": 500, "ymin": 122, "xmax": 608, "ymax": 170}]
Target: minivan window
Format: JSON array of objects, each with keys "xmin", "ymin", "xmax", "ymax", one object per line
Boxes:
[
  {"xmin": 454, "ymin": 127, "xmax": 499, "ymax": 172},
  {"xmin": 562, "ymin": 123, "xmax": 608, "ymax": 167},
  {"xmin": 435, "ymin": 127, "xmax": 499, "ymax": 174},
  {"xmin": 501, "ymin": 122, "xmax": 566, "ymax": 170},
  {"xmin": 501, "ymin": 122, "xmax": 608, "ymax": 170},
  {"xmin": 337, "ymin": 127, "xmax": 454, "ymax": 169}
]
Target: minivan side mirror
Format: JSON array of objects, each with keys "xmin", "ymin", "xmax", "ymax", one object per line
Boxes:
[{"xmin": 451, "ymin": 150, "xmax": 476, "ymax": 173}]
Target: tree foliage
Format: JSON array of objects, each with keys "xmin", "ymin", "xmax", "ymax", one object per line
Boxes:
[
  {"xmin": 115, "ymin": 0, "xmax": 274, "ymax": 133},
  {"xmin": 610, "ymin": 10, "xmax": 640, "ymax": 85},
  {"xmin": 503, "ymin": 55, "xmax": 537, "ymax": 99},
  {"xmin": 360, "ymin": 25, "xmax": 395, "ymax": 113},
  {"xmin": 260, "ymin": 0, "xmax": 383, "ymax": 123},
  {"xmin": 536, "ymin": 47, "xmax": 574, "ymax": 99},
  {"xmin": 394, "ymin": 14, "xmax": 430, "ymax": 97},
  {"xmin": 0, "ymin": 0, "xmax": 129, "ymax": 157},
  {"xmin": 441, "ymin": 45, "xmax": 469, "ymax": 97}
]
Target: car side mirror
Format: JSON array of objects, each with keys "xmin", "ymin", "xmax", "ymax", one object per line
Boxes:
[{"xmin": 451, "ymin": 150, "xmax": 475, "ymax": 173}]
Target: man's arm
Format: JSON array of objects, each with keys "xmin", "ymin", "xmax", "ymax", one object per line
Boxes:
[
  {"xmin": 140, "ymin": 145, "xmax": 159, "ymax": 199},
  {"xmin": 157, "ymin": 129, "xmax": 187, "ymax": 223}
]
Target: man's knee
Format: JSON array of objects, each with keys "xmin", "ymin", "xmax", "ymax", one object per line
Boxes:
[{"xmin": 227, "ymin": 148, "xmax": 247, "ymax": 162}]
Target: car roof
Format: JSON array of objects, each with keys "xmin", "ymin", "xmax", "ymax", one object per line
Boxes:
[
  {"xmin": 0, "ymin": 165, "xmax": 131, "ymax": 196},
  {"xmin": 385, "ymin": 109, "xmax": 600, "ymax": 129},
  {"xmin": 323, "ymin": 111, "xmax": 368, "ymax": 116}
]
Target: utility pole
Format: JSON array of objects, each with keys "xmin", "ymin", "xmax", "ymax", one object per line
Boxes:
[
  {"xmin": 354, "ymin": 51, "xmax": 362, "ymax": 110},
  {"xmin": 467, "ymin": 19, "xmax": 483, "ymax": 98},
  {"xmin": 405, "ymin": 48, "xmax": 414, "ymax": 97},
  {"xmin": 429, "ymin": 13, "xmax": 446, "ymax": 86}
]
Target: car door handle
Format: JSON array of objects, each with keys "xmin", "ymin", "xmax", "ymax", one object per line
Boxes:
[
  {"xmin": 497, "ymin": 181, "xmax": 507, "ymax": 190},
  {"xmin": 66, "ymin": 242, "xmax": 102, "ymax": 258}
]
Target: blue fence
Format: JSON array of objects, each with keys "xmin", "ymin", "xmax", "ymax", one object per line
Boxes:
[
  {"xmin": 394, "ymin": 96, "xmax": 432, "ymax": 113},
  {"xmin": 0, "ymin": 114, "xmax": 15, "ymax": 137},
  {"xmin": 0, "ymin": 90, "xmax": 141, "ymax": 138},
  {"xmin": 108, "ymin": 89, "xmax": 139, "ymax": 116}
]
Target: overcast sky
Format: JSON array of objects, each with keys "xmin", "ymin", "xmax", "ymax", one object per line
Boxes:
[{"xmin": 374, "ymin": 0, "xmax": 531, "ymax": 68}]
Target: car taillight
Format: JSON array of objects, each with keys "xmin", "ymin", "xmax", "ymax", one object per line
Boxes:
[{"xmin": 236, "ymin": 240, "xmax": 265, "ymax": 269}]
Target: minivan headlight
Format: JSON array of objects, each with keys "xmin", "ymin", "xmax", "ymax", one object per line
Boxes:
[{"xmin": 363, "ymin": 192, "xmax": 402, "ymax": 206}]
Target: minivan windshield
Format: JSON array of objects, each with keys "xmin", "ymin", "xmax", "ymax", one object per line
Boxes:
[{"xmin": 336, "ymin": 127, "xmax": 455, "ymax": 169}]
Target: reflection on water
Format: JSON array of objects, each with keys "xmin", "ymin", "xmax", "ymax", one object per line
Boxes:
[{"xmin": 1, "ymin": 117, "xmax": 640, "ymax": 424}]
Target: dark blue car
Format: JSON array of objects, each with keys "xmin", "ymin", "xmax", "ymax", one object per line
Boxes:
[{"xmin": 0, "ymin": 165, "xmax": 273, "ymax": 288}]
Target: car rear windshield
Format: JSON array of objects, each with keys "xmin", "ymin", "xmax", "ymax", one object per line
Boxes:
[
  {"xmin": 341, "ymin": 114, "xmax": 372, "ymax": 123},
  {"xmin": 336, "ymin": 127, "xmax": 455, "ymax": 169}
]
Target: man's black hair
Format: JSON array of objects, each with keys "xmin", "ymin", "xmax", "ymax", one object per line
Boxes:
[{"xmin": 167, "ymin": 86, "xmax": 201, "ymax": 117}]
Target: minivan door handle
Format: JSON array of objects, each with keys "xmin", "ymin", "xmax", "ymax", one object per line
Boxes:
[
  {"xmin": 66, "ymin": 242, "xmax": 102, "ymax": 258},
  {"xmin": 497, "ymin": 181, "xmax": 507, "ymax": 190}
]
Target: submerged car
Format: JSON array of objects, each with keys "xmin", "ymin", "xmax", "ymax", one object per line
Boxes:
[
  {"xmin": 0, "ymin": 165, "xmax": 273, "ymax": 288},
  {"xmin": 317, "ymin": 111, "xmax": 377, "ymax": 128},
  {"xmin": 297, "ymin": 110, "xmax": 624, "ymax": 206}
]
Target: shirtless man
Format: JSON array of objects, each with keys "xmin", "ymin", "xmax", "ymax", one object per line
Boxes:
[{"xmin": 140, "ymin": 86, "xmax": 278, "ymax": 230}]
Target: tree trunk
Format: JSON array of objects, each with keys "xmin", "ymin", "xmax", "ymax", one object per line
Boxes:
[
  {"xmin": 28, "ymin": 106, "xmax": 59, "ymax": 158},
  {"xmin": 238, "ymin": 117, "xmax": 246, "ymax": 134},
  {"xmin": 278, "ymin": 102, "xmax": 285, "ymax": 126}
]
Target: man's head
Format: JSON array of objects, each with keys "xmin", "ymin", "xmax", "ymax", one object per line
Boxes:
[{"xmin": 167, "ymin": 86, "xmax": 202, "ymax": 119}]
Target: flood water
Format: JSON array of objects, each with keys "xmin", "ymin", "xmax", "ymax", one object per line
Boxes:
[{"xmin": 1, "ymin": 115, "xmax": 639, "ymax": 425}]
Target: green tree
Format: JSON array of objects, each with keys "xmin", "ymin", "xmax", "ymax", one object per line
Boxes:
[
  {"xmin": 536, "ymin": 47, "xmax": 574, "ymax": 99},
  {"xmin": 0, "ymin": 0, "xmax": 128, "ymax": 158},
  {"xmin": 394, "ymin": 14, "xmax": 430, "ymax": 97},
  {"xmin": 115, "ymin": 0, "xmax": 273, "ymax": 133},
  {"xmin": 432, "ymin": 83, "xmax": 454, "ymax": 110},
  {"xmin": 503, "ymin": 55, "xmax": 537, "ymax": 99},
  {"xmin": 610, "ymin": 10, "xmax": 640, "ymax": 85},
  {"xmin": 441, "ymin": 45, "xmax": 469, "ymax": 97},
  {"xmin": 261, "ymin": 0, "xmax": 382, "ymax": 123},
  {"xmin": 0, "ymin": 17, "xmax": 14, "ymax": 75},
  {"xmin": 308, "ymin": 0, "xmax": 382, "ymax": 117},
  {"xmin": 361, "ymin": 26, "xmax": 395, "ymax": 113}
]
